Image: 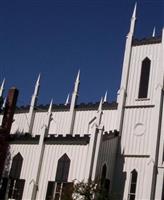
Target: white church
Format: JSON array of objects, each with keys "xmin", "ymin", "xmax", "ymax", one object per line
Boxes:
[{"xmin": 0, "ymin": 4, "xmax": 164, "ymax": 200}]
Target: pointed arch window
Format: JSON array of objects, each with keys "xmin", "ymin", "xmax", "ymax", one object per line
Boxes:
[
  {"xmin": 101, "ymin": 164, "xmax": 107, "ymax": 185},
  {"xmin": 128, "ymin": 169, "xmax": 138, "ymax": 200},
  {"xmin": 8, "ymin": 153, "xmax": 25, "ymax": 200},
  {"xmin": 9, "ymin": 152, "xmax": 23, "ymax": 179},
  {"xmin": 46, "ymin": 154, "xmax": 73, "ymax": 200},
  {"xmin": 100, "ymin": 164, "xmax": 110, "ymax": 198},
  {"xmin": 55, "ymin": 153, "xmax": 70, "ymax": 182},
  {"xmin": 138, "ymin": 57, "xmax": 151, "ymax": 98}
]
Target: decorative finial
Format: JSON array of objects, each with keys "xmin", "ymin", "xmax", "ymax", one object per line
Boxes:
[
  {"xmin": 36, "ymin": 73, "xmax": 41, "ymax": 86},
  {"xmin": 0, "ymin": 78, "xmax": 5, "ymax": 97},
  {"xmin": 48, "ymin": 99, "xmax": 53, "ymax": 113},
  {"xmin": 2, "ymin": 97, "xmax": 6, "ymax": 109},
  {"xmin": 65, "ymin": 94, "xmax": 70, "ymax": 105},
  {"xmin": 103, "ymin": 91, "xmax": 108, "ymax": 103},
  {"xmin": 152, "ymin": 27, "xmax": 156, "ymax": 37},
  {"xmin": 76, "ymin": 70, "xmax": 80, "ymax": 84},
  {"xmin": 98, "ymin": 97, "xmax": 103, "ymax": 113},
  {"xmin": 73, "ymin": 70, "xmax": 80, "ymax": 94},
  {"xmin": 132, "ymin": 2, "xmax": 137, "ymax": 19}
]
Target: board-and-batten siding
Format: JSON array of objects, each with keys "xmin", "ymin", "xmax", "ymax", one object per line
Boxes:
[
  {"xmin": 126, "ymin": 43, "xmax": 161, "ymax": 106},
  {"xmin": 9, "ymin": 144, "xmax": 40, "ymax": 200},
  {"xmin": 10, "ymin": 108, "xmax": 118, "ymax": 136},
  {"xmin": 123, "ymin": 157, "xmax": 152, "ymax": 200},
  {"xmin": 121, "ymin": 107, "xmax": 153, "ymax": 155},
  {"xmin": 36, "ymin": 144, "xmax": 88, "ymax": 200},
  {"xmin": 96, "ymin": 137, "xmax": 118, "ymax": 185},
  {"xmin": 10, "ymin": 113, "xmax": 29, "ymax": 134}
]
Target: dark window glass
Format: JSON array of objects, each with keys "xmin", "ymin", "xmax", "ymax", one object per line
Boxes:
[
  {"xmin": 128, "ymin": 170, "xmax": 138, "ymax": 200},
  {"xmin": 45, "ymin": 181, "xmax": 55, "ymax": 200},
  {"xmin": 138, "ymin": 57, "xmax": 151, "ymax": 98},
  {"xmin": 101, "ymin": 164, "xmax": 107, "ymax": 185},
  {"xmin": 55, "ymin": 154, "xmax": 70, "ymax": 182},
  {"xmin": 8, "ymin": 179, "xmax": 25, "ymax": 200},
  {"xmin": 0, "ymin": 177, "xmax": 8, "ymax": 199},
  {"xmin": 10, "ymin": 153, "xmax": 23, "ymax": 179}
]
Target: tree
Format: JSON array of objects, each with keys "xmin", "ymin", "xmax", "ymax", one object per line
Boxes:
[{"xmin": 72, "ymin": 179, "xmax": 110, "ymax": 200}]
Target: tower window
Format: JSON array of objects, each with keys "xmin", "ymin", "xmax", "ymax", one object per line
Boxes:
[
  {"xmin": 128, "ymin": 169, "xmax": 138, "ymax": 200},
  {"xmin": 138, "ymin": 57, "xmax": 151, "ymax": 98}
]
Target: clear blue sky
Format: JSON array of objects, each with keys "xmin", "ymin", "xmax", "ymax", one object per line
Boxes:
[{"xmin": 0, "ymin": 0, "xmax": 163, "ymax": 106}]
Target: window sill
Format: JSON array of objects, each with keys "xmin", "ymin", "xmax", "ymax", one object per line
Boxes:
[{"xmin": 135, "ymin": 98, "xmax": 150, "ymax": 101}]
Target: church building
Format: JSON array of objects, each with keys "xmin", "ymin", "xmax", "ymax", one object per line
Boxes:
[{"xmin": 0, "ymin": 4, "xmax": 163, "ymax": 200}]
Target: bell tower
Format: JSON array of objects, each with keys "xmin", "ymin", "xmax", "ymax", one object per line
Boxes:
[{"xmin": 116, "ymin": 4, "xmax": 164, "ymax": 200}]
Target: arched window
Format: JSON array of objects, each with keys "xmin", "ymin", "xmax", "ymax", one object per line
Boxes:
[
  {"xmin": 46, "ymin": 154, "xmax": 72, "ymax": 200},
  {"xmin": 100, "ymin": 164, "xmax": 110, "ymax": 198},
  {"xmin": 128, "ymin": 169, "xmax": 138, "ymax": 200},
  {"xmin": 138, "ymin": 57, "xmax": 151, "ymax": 98},
  {"xmin": 9, "ymin": 153, "xmax": 23, "ymax": 179},
  {"xmin": 8, "ymin": 153, "xmax": 25, "ymax": 200},
  {"xmin": 101, "ymin": 164, "xmax": 107, "ymax": 185},
  {"xmin": 55, "ymin": 153, "xmax": 70, "ymax": 183}
]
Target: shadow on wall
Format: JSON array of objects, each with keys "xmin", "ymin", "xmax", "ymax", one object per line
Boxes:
[{"xmin": 110, "ymin": 138, "xmax": 126, "ymax": 200}]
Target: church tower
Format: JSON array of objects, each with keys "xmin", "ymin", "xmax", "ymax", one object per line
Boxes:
[{"xmin": 116, "ymin": 4, "xmax": 164, "ymax": 200}]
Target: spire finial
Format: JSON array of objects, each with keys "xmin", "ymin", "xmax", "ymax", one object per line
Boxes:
[
  {"xmin": 152, "ymin": 27, "xmax": 156, "ymax": 37},
  {"xmin": 2, "ymin": 97, "xmax": 6, "ymax": 109},
  {"xmin": 103, "ymin": 91, "xmax": 108, "ymax": 103},
  {"xmin": 129, "ymin": 2, "xmax": 137, "ymax": 34},
  {"xmin": 33, "ymin": 73, "xmax": 41, "ymax": 97},
  {"xmin": 65, "ymin": 94, "xmax": 70, "ymax": 105},
  {"xmin": 75, "ymin": 70, "xmax": 80, "ymax": 84},
  {"xmin": 0, "ymin": 78, "xmax": 5, "ymax": 97},
  {"xmin": 98, "ymin": 97, "xmax": 103, "ymax": 113},
  {"xmin": 48, "ymin": 99, "xmax": 53, "ymax": 113},
  {"xmin": 73, "ymin": 70, "xmax": 80, "ymax": 94},
  {"xmin": 132, "ymin": 2, "xmax": 137, "ymax": 19},
  {"xmin": 36, "ymin": 73, "xmax": 41, "ymax": 86}
]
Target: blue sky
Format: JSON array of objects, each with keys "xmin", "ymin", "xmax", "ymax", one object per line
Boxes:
[{"xmin": 0, "ymin": 0, "xmax": 163, "ymax": 105}]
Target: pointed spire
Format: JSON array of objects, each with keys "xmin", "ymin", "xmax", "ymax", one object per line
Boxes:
[
  {"xmin": 2, "ymin": 97, "xmax": 6, "ymax": 109},
  {"xmin": 103, "ymin": 91, "xmax": 108, "ymax": 103},
  {"xmin": 48, "ymin": 99, "xmax": 53, "ymax": 114},
  {"xmin": 65, "ymin": 94, "xmax": 70, "ymax": 105},
  {"xmin": 97, "ymin": 98, "xmax": 103, "ymax": 113},
  {"xmin": 34, "ymin": 73, "xmax": 41, "ymax": 96},
  {"xmin": 152, "ymin": 27, "xmax": 156, "ymax": 37},
  {"xmin": 28, "ymin": 74, "xmax": 41, "ymax": 134},
  {"xmin": 0, "ymin": 78, "xmax": 5, "ymax": 97},
  {"xmin": 74, "ymin": 70, "xmax": 80, "ymax": 94},
  {"xmin": 129, "ymin": 2, "xmax": 137, "ymax": 34},
  {"xmin": 68, "ymin": 70, "xmax": 80, "ymax": 134},
  {"xmin": 132, "ymin": 2, "xmax": 137, "ymax": 19}
]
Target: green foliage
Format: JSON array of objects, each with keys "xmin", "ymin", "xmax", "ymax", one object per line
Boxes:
[
  {"xmin": 72, "ymin": 180, "xmax": 110, "ymax": 200},
  {"xmin": 73, "ymin": 180, "xmax": 97, "ymax": 200}
]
